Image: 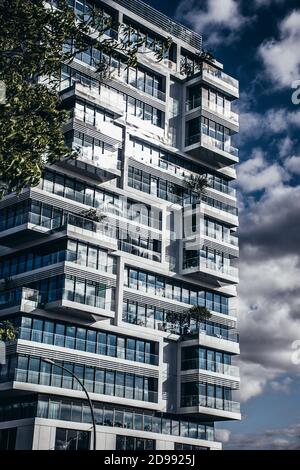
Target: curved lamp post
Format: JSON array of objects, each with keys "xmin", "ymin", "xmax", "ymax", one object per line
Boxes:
[{"xmin": 42, "ymin": 358, "xmax": 97, "ymax": 451}]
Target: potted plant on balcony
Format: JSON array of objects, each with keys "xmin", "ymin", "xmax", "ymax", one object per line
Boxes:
[
  {"xmin": 166, "ymin": 305, "xmax": 212, "ymax": 336},
  {"xmin": 79, "ymin": 208, "xmax": 107, "ymax": 223},
  {"xmin": 184, "ymin": 174, "xmax": 208, "ymax": 203}
]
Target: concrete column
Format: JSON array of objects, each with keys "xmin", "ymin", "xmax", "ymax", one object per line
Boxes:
[{"xmin": 114, "ymin": 256, "xmax": 124, "ymax": 326}]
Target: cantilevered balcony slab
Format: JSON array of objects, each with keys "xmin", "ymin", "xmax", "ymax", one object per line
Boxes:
[
  {"xmin": 60, "ymin": 82, "xmax": 125, "ymax": 118},
  {"xmin": 0, "ymin": 214, "xmax": 56, "ymax": 247},
  {"xmin": 0, "ymin": 288, "xmax": 40, "ymax": 316},
  {"xmin": 201, "ymin": 63, "xmax": 239, "ymax": 99},
  {"xmin": 185, "ymin": 133, "xmax": 239, "ymax": 169},
  {"xmin": 45, "ymin": 296, "xmax": 115, "ymax": 322},
  {"xmin": 177, "ymin": 397, "xmax": 241, "ymax": 421},
  {"xmin": 58, "ymin": 150, "xmax": 121, "ymax": 183},
  {"xmin": 181, "ymin": 330, "xmax": 240, "ymax": 355},
  {"xmin": 181, "ymin": 257, "xmax": 239, "ymax": 286}
]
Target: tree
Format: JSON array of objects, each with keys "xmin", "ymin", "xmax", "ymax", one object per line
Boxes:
[
  {"xmin": 0, "ymin": 320, "xmax": 18, "ymax": 341},
  {"xmin": 79, "ymin": 208, "xmax": 106, "ymax": 222},
  {"xmin": 166, "ymin": 305, "xmax": 212, "ymax": 334},
  {"xmin": 185, "ymin": 174, "xmax": 208, "ymax": 202},
  {"xmin": 0, "ymin": 0, "xmax": 171, "ymax": 196}
]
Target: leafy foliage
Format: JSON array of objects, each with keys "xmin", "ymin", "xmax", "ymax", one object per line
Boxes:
[
  {"xmin": 0, "ymin": 0, "xmax": 171, "ymax": 195},
  {"xmin": 185, "ymin": 174, "xmax": 208, "ymax": 202},
  {"xmin": 166, "ymin": 305, "xmax": 212, "ymax": 331},
  {"xmin": 0, "ymin": 320, "xmax": 18, "ymax": 341},
  {"xmin": 79, "ymin": 208, "xmax": 107, "ymax": 222}
]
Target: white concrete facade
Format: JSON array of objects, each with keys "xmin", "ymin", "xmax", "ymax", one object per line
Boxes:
[{"xmin": 0, "ymin": 0, "xmax": 240, "ymax": 451}]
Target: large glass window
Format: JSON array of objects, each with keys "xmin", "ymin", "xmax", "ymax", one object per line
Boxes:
[
  {"xmin": 124, "ymin": 267, "xmax": 231, "ymax": 315},
  {"xmin": 55, "ymin": 428, "xmax": 90, "ymax": 451},
  {"xmin": 15, "ymin": 315, "xmax": 158, "ymax": 365},
  {"xmin": 116, "ymin": 435, "xmax": 155, "ymax": 450}
]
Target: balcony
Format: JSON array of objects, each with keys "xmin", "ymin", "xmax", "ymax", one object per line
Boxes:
[
  {"xmin": 130, "ymin": 152, "xmax": 237, "ymax": 199},
  {"xmin": 43, "ymin": 287, "xmax": 115, "ymax": 322},
  {"xmin": 181, "ymin": 359, "xmax": 239, "ymax": 378},
  {"xmin": 181, "ymin": 326, "xmax": 240, "ymax": 354},
  {"xmin": 186, "ymin": 98, "xmax": 239, "ymax": 132},
  {"xmin": 125, "ymin": 113, "xmax": 165, "ymax": 141},
  {"xmin": 12, "ymin": 369, "xmax": 158, "ymax": 404},
  {"xmin": 202, "ymin": 63, "xmax": 239, "ymax": 99},
  {"xmin": 60, "ymin": 81, "xmax": 125, "ymax": 117},
  {"xmin": 0, "ymin": 211, "xmax": 61, "ymax": 247},
  {"xmin": 185, "ymin": 132, "xmax": 239, "ymax": 167},
  {"xmin": 0, "ymin": 287, "xmax": 40, "ymax": 314},
  {"xmin": 181, "ymin": 256, "xmax": 239, "ymax": 285},
  {"xmin": 59, "ymin": 147, "xmax": 121, "ymax": 183},
  {"xmin": 112, "ymin": 66, "xmax": 167, "ymax": 102},
  {"xmin": 61, "ymin": 213, "xmax": 118, "ymax": 252},
  {"xmin": 180, "ymin": 394, "xmax": 241, "ymax": 420},
  {"xmin": 18, "ymin": 327, "xmax": 159, "ymax": 366}
]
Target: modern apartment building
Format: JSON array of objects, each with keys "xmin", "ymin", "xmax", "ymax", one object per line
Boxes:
[{"xmin": 0, "ymin": 0, "xmax": 240, "ymax": 451}]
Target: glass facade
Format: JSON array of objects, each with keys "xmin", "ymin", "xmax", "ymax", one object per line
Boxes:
[
  {"xmin": 181, "ymin": 382, "xmax": 240, "ymax": 413},
  {"xmin": 55, "ymin": 428, "xmax": 90, "ymax": 451},
  {"xmin": 181, "ymin": 346, "xmax": 232, "ymax": 372},
  {"xmin": 0, "ymin": 275, "xmax": 115, "ymax": 312},
  {"xmin": 41, "ymin": 169, "xmax": 162, "ymax": 229},
  {"xmin": 1, "ymin": 355, "xmax": 158, "ymax": 403},
  {"xmin": 128, "ymin": 166, "xmax": 237, "ymax": 215},
  {"xmin": 13, "ymin": 315, "xmax": 158, "ymax": 365},
  {"xmin": 124, "ymin": 267, "xmax": 230, "ymax": 314},
  {"xmin": 130, "ymin": 136, "xmax": 235, "ymax": 197},
  {"xmin": 61, "ymin": 59, "xmax": 164, "ymax": 127},
  {"xmin": 0, "ymin": 395, "xmax": 215, "ymax": 442},
  {"xmin": 116, "ymin": 435, "xmax": 155, "ymax": 450},
  {"xmin": 0, "ymin": 428, "xmax": 17, "ymax": 450}
]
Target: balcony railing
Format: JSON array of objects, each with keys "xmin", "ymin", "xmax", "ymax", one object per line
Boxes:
[
  {"xmin": 60, "ymin": 80, "xmax": 125, "ymax": 114},
  {"xmin": 71, "ymin": 147, "xmax": 120, "ymax": 173},
  {"xmin": 13, "ymin": 369, "xmax": 158, "ymax": 403},
  {"xmin": 130, "ymin": 153, "xmax": 236, "ymax": 198},
  {"xmin": 181, "ymin": 359, "xmax": 239, "ymax": 377},
  {"xmin": 0, "ymin": 287, "xmax": 40, "ymax": 311},
  {"xmin": 181, "ymin": 394, "xmax": 240, "ymax": 413},
  {"xmin": 19, "ymin": 327, "xmax": 159, "ymax": 366},
  {"xmin": 202, "ymin": 63, "xmax": 239, "ymax": 93},
  {"xmin": 42, "ymin": 287, "xmax": 115, "ymax": 314},
  {"xmin": 186, "ymin": 96, "xmax": 201, "ymax": 112},
  {"xmin": 186, "ymin": 133, "xmax": 239, "ymax": 158},
  {"xmin": 183, "ymin": 257, "xmax": 238, "ymax": 278},
  {"xmin": 201, "ymin": 99, "xmax": 239, "ymax": 125}
]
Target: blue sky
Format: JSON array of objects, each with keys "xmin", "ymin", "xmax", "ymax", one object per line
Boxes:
[{"xmin": 145, "ymin": 0, "xmax": 300, "ymax": 449}]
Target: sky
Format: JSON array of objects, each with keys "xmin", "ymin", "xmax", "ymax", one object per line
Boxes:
[{"xmin": 144, "ymin": 0, "xmax": 300, "ymax": 450}]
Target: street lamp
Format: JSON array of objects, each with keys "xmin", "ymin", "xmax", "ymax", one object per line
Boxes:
[{"xmin": 42, "ymin": 358, "xmax": 97, "ymax": 451}]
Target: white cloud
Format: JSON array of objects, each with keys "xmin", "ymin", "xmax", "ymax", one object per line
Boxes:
[
  {"xmin": 254, "ymin": 0, "xmax": 284, "ymax": 6},
  {"xmin": 259, "ymin": 10, "xmax": 300, "ymax": 88},
  {"xmin": 215, "ymin": 428, "xmax": 231, "ymax": 443},
  {"xmin": 235, "ymin": 174, "xmax": 300, "ymax": 404},
  {"xmin": 176, "ymin": 0, "xmax": 249, "ymax": 46},
  {"xmin": 226, "ymin": 422, "xmax": 300, "ymax": 449},
  {"xmin": 237, "ymin": 148, "xmax": 289, "ymax": 193},
  {"xmin": 237, "ymin": 363, "xmax": 278, "ymax": 403},
  {"xmin": 239, "ymin": 108, "xmax": 300, "ymax": 143},
  {"xmin": 284, "ymin": 155, "xmax": 300, "ymax": 175}
]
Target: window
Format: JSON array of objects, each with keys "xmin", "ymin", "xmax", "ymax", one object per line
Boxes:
[
  {"xmin": 0, "ymin": 428, "xmax": 17, "ymax": 450},
  {"xmin": 116, "ymin": 435, "xmax": 155, "ymax": 450},
  {"xmin": 55, "ymin": 428, "xmax": 90, "ymax": 451}
]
